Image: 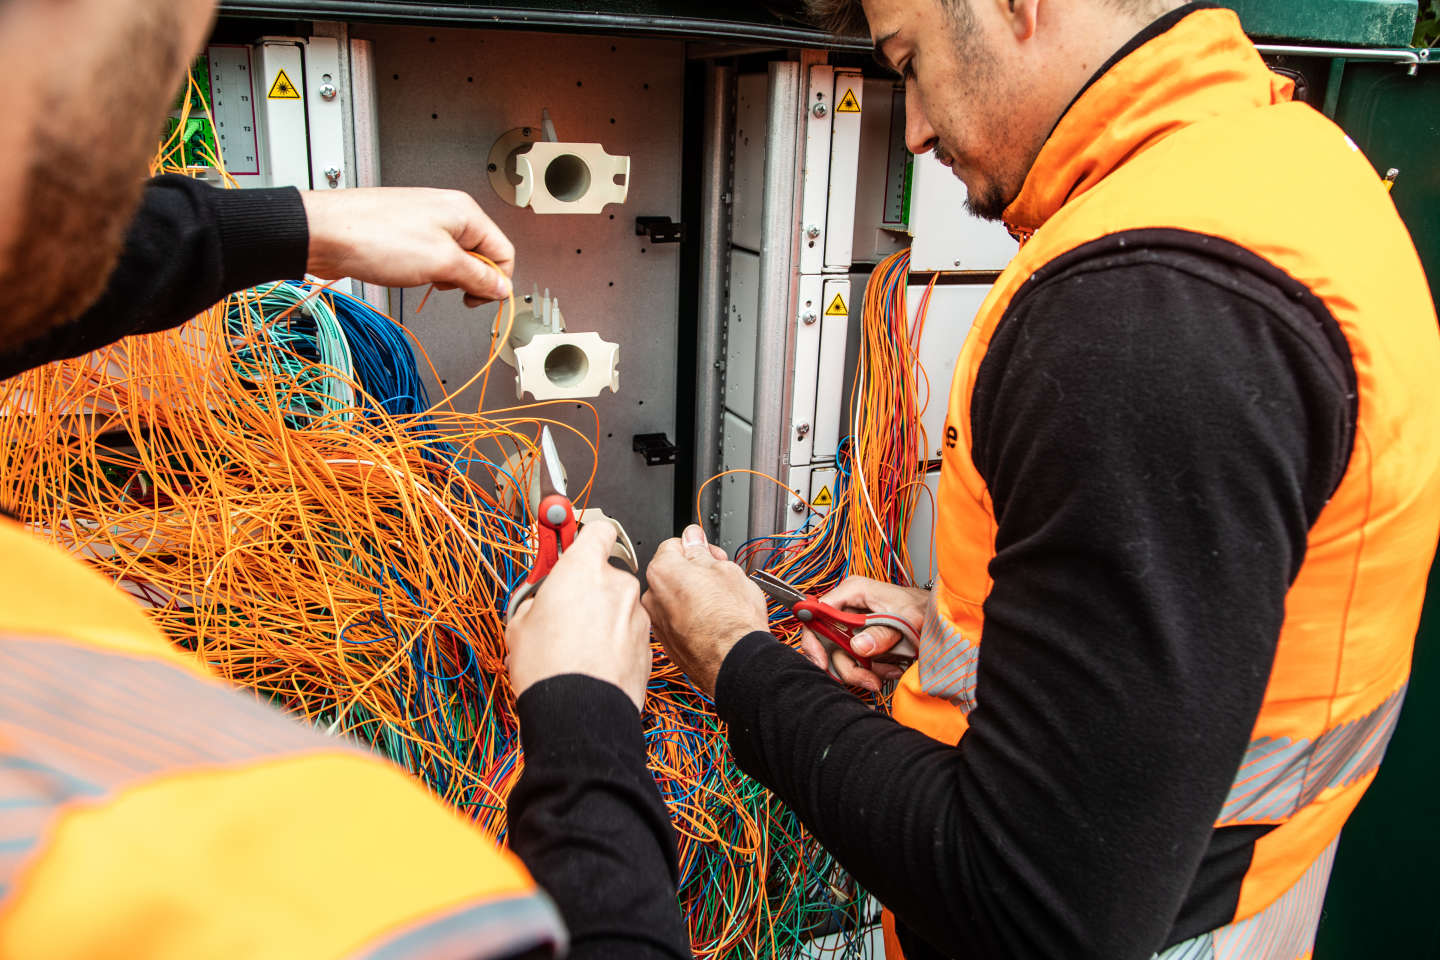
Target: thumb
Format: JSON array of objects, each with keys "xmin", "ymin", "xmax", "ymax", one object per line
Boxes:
[
  {"xmin": 446, "ymin": 250, "xmax": 512, "ymax": 302},
  {"xmin": 680, "ymin": 524, "xmax": 716, "ymax": 564},
  {"xmin": 572, "ymin": 517, "xmax": 619, "ymax": 558},
  {"xmin": 849, "ymin": 625, "xmax": 901, "ymax": 658}
]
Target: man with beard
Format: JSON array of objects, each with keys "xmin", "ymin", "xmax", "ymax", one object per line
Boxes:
[
  {"xmin": 639, "ymin": 1, "xmax": 1440, "ymax": 959},
  {"xmin": 0, "ymin": 1, "xmax": 687, "ymax": 957}
]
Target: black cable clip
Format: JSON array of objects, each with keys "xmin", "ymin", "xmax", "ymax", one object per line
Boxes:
[
  {"xmin": 635, "ymin": 217, "xmax": 685, "ymax": 244},
  {"xmin": 632, "ymin": 434, "xmax": 679, "ymax": 466}
]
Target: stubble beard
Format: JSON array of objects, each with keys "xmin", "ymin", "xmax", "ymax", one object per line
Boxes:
[{"xmin": 0, "ymin": 7, "xmax": 185, "ymax": 354}]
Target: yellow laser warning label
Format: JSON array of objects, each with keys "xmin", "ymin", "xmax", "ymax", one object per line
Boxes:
[
  {"xmin": 836, "ymin": 88, "xmax": 861, "ymax": 113},
  {"xmin": 268, "ymin": 69, "xmax": 301, "ymax": 100},
  {"xmin": 825, "ymin": 293, "xmax": 849, "ymax": 317},
  {"xmin": 812, "ymin": 485, "xmax": 834, "ymax": 507}
]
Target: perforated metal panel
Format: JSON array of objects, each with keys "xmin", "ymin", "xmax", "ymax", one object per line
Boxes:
[
  {"xmin": 353, "ymin": 24, "xmax": 685, "ymax": 558},
  {"xmin": 731, "ymin": 73, "xmax": 769, "ymax": 254},
  {"xmin": 720, "ymin": 411, "xmax": 753, "ymax": 555}
]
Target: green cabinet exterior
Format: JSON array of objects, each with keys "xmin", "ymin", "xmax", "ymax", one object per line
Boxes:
[
  {"xmin": 1313, "ymin": 61, "xmax": 1440, "ymax": 959},
  {"xmin": 1222, "ymin": 0, "xmax": 1420, "ymax": 46}
]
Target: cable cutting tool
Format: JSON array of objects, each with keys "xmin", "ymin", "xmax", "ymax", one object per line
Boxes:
[
  {"xmin": 505, "ymin": 426, "xmax": 576, "ymax": 621},
  {"xmin": 750, "ymin": 570, "xmax": 919, "ymax": 671}
]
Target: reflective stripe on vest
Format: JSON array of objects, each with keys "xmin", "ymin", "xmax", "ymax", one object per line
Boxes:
[
  {"xmin": 1154, "ymin": 838, "xmax": 1337, "ymax": 960},
  {"xmin": 0, "ymin": 630, "xmax": 564, "ymax": 959},
  {"xmin": 0, "ymin": 630, "xmax": 335, "ymax": 902},
  {"xmin": 917, "ymin": 601, "xmax": 979, "ymax": 715},
  {"xmin": 915, "ymin": 599, "xmax": 1406, "ymax": 827},
  {"xmin": 1219, "ymin": 685, "xmax": 1407, "ymax": 826},
  {"xmin": 352, "ymin": 895, "xmax": 568, "ymax": 960}
]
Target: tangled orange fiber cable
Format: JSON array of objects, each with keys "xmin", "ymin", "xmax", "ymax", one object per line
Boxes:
[{"xmin": 0, "ymin": 71, "xmax": 943, "ymax": 959}]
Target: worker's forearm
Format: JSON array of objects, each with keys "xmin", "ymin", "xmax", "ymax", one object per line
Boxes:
[
  {"xmin": 715, "ymin": 634, "xmax": 1000, "ymax": 958},
  {"xmin": 0, "ymin": 175, "xmax": 306, "ymax": 381},
  {"xmin": 508, "ymin": 674, "xmax": 690, "ymax": 960}
]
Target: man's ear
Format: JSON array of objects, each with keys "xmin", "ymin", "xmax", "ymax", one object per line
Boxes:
[{"xmin": 1002, "ymin": 0, "xmax": 1040, "ymax": 40}]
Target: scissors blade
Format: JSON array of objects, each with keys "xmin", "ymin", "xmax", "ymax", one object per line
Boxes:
[
  {"xmin": 750, "ymin": 570, "xmax": 805, "ymax": 607},
  {"xmin": 538, "ymin": 425, "xmax": 567, "ymax": 498}
]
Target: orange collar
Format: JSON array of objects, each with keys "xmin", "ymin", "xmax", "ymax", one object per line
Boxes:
[{"xmin": 1003, "ymin": 7, "xmax": 1294, "ymax": 241}]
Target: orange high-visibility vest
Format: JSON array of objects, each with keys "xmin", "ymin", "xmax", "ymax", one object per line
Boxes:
[
  {"xmin": 890, "ymin": 8, "xmax": 1440, "ymax": 959},
  {"xmin": 0, "ymin": 517, "xmax": 565, "ymax": 960}
]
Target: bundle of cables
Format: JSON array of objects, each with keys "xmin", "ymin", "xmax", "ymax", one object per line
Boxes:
[
  {"xmin": 680, "ymin": 248, "xmax": 940, "ymax": 952},
  {"xmin": 0, "ymin": 72, "xmax": 938, "ymax": 958},
  {"xmin": 713, "ymin": 248, "xmax": 937, "ymax": 591}
]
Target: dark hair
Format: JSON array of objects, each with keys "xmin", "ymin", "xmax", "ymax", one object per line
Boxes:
[
  {"xmin": 804, "ymin": 0, "xmax": 871, "ymax": 37},
  {"xmin": 805, "ymin": 0, "xmax": 1173, "ymax": 37}
]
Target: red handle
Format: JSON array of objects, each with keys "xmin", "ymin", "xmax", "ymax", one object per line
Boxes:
[
  {"xmin": 527, "ymin": 494, "xmax": 577, "ymax": 584},
  {"xmin": 794, "ymin": 598, "xmax": 872, "ymax": 670}
]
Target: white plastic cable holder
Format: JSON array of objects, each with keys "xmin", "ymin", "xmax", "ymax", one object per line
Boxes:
[
  {"xmin": 487, "ymin": 110, "xmax": 630, "ymax": 215},
  {"xmin": 499, "ymin": 286, "xmax": 620, "ymax": 401}
]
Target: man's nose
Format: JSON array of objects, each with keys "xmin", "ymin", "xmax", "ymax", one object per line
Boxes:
[{"xmin": 905, "ymin": 96, "xmax": 938, "ymax": 156}]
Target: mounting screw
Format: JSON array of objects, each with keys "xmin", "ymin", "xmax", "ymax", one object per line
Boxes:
[
  {"xmin": 812, "ymin": 102, "xmax": 828, "ymax": 118},
  {"xmin": 806, "ymin": 224, "xmax": 822, "ymax": 239},
  {"xmin": 319, "ymin": 82, "xmax": 338, "ymax": 101},
  {"xmin": 791, "ymin": 500, "xmax": 806, "ymax": 514},
  {"xmin": 795, "ymin": 423, "xmax": 811, "ymax": 441},
  {"xmin": 802, "ymin": 311, "xmax": 818, "ymax": 326},
  {"xmin": 324, "ymin": 166, "xmax": 342, "ymax": 187}
]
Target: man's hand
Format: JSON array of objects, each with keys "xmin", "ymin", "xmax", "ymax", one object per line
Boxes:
[
  {"xmin": 507, "ymin": 521, "xmax": 652, "ymax": 712},
  {"xmin": 301, "ymin": 187, "xmax": 515, "ymax": 305},
  {"xmin": 643, "ymin": 525, "xmax": 769, "ymax": 697},
  {"xmin": 799, "ymin": 576, "xmax": 929, "ymax": 691}
]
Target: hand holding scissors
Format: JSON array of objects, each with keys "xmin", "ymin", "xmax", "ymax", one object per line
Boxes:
[{"xmin": 750, "ymin": 570, "xmax": 919, "ymax": 673}]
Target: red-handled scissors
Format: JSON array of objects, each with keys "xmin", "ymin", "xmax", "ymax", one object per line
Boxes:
[
  {"xmin": 505, "ymin": 427, "xmax": 576, "ymax": 622},
  {"xmin": 750, "ymin": 570, "xmax": 919, "ymax": 671}
]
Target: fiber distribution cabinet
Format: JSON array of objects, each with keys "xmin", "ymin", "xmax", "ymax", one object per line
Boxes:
[
  {"xmin": 192, "ymin": 3, "xmax": 1440, "ymax": 956},
  {"xmin": 203, "ymin": 3, "xmax": 1020, "ymax": 569}
]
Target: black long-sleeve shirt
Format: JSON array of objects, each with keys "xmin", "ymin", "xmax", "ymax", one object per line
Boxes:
[
  {"xmin": 0, "ymin": 175, "xmax": 691, "ymax": 960},
  {"xmin": 716, "ymin": 236, "xmax": 1355, "ymax": 960},
  {"xmin": 0, "ymin": 174, "xmax": 308, "ymax": 382},
  {"xmin": 511, "ymin": 678, "xmax": 691, "ymax": 959}
]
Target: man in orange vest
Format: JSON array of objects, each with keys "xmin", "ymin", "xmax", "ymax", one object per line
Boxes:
[
  {"xmin": 0, "ymin": 0, "xmax": 688, "ymax": 956},
  {"xmin": 643, "ymin": 1, "xmax": 1440, "ymax": 959}
]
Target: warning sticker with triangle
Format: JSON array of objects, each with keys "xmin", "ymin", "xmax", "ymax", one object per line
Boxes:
[
  {"xmin": 267, "ymin": 69, "xmax": 301, "ymax": 100},
  {"xmin": 812, "ymin": 485, "xmax": 834, "ymax": 508},
  {"xmin": 836, "ymin": 88, "xmax": 861, "ymax": 113},
  {"xmin": 824, "ymin": 293, "xmax": 849, "ymax": 317}
]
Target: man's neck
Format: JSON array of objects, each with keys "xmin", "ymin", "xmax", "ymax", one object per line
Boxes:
[{"xmin": 1048, "ymin": 2, "xmax": 1211, "ymax": 140}]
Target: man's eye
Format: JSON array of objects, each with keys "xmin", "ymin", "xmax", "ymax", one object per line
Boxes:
[{"xmin": 901, "ymin": 62, "xmax": 915, "ymax": 81}]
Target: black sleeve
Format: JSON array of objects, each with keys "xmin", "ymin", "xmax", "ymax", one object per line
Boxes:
[
  {"xmin": 0, "ymin": 174, "xmax": 308, "ymax": 381},
  {"xmin": 507, "ymin": 674, "xmax": 691, "ymax": 960},
  {"xmin": 715, "ymin": 246, "xmax": 1353, "ymax": 960}
]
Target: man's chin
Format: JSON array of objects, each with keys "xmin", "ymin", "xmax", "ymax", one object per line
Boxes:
[
  {"xmin": 948, "ymin": 164, "xmax": 1008, "ymax": 223},
  {"xmin": 961, "ymin": 182, "xmax": 1009, "ymax": 223},
  {"xmin": 962, "ymin": 197, "xmax": 1005, "ymax": 223}
]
